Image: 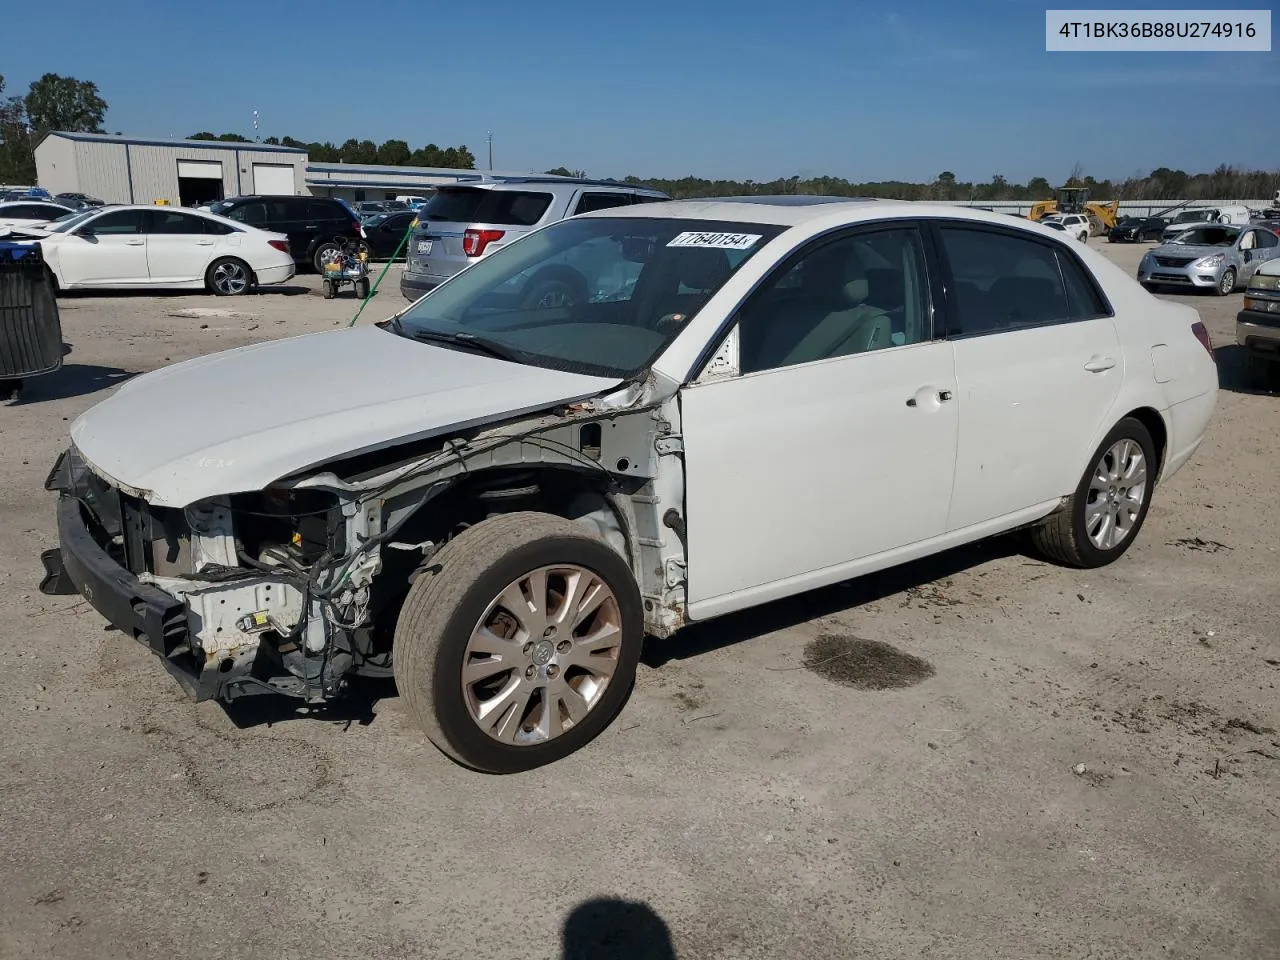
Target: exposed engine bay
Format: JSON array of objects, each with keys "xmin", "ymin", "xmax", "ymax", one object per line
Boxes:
[{"xmin": 41, "ymin": 387, "xmax": 690, "ymax": 705}]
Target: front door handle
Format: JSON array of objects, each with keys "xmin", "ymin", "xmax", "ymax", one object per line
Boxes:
[
  {"xmin": 125, "ymin": 239, "xmax": 145, "ymax": 246},
  {"xmin": 1084, "ymin": 356, "xmax": 1117, "ymax": 373}
]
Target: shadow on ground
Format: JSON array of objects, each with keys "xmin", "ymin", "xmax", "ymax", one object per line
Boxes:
[
  {"xmin": 217, "ymin": 536, "xmax": 1023, "ymax": 731},
  {"xmin": 1215, "ymin": 343, "xmax": 1279, "ymax": 397},
  {"xmin": 9, "ymin": 363, "xmax": 135, "ymax": 403},
  {"xmin": 58, "ymin": 284, "xmax": 311, "ymax": 299},
  {"xmin": 561, "ymin": 897, "xmax": 676, "ymax": 960},
  {"xmin": 642, "ymin": 535, "xmax": 1022, "ymax": 668}
]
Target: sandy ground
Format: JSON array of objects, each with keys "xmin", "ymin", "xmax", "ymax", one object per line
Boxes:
[{"xmin": 0, "ymin": 244, "xmax": 1276, "ymax": 960}]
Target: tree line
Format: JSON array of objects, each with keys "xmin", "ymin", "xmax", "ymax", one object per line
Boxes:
[
  {"xmin": 188, "ymin": 132, "xmax": 476, "ymax": 170},
  {"xmin": 594, "ymin": 164, "xmax": 1280, "ymax": 205},
  {"xmin": 0, "ymin": 73, "xmax": 108, "ymax": 183}
]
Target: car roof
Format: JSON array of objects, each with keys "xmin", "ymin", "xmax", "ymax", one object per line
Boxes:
[
  {"xmin": 438, "ymin": 177, "xmax": 666, "ymax": 195},
  {"xmin": 575, "ymin": 195, "xmax": 1061, "ymax": 229},
  {"xmin": 0, "ymin": 199, "xmax": 71, "ymax": 208}
]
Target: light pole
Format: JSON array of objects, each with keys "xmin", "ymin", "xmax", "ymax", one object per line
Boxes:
[{"xmin": 486, "ymin": 131, "xmax": 493, "ymax": 171}]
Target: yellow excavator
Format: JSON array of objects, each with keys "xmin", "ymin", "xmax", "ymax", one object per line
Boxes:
[{"xmin": 1028, "ymin": 187, "xmax": 1120, "ymax": 236}]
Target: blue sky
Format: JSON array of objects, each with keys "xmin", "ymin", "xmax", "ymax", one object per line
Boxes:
[{"xmin": 5, "ymin": 0, "xmax": 1277, "ymax": 183}]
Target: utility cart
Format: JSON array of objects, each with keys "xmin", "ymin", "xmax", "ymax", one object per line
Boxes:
[{"xmin": 320, "ymin": 236, "xmax": 371, "ymax": 299}]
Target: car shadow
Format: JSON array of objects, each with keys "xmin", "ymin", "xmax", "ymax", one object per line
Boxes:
[
  {"xmin": 642, "ymin": 535, "xmax": 1023, "ymax": 668},
  {"xmin": 7, "ymin": 363, "xmax": 136, "ymax": 403},
  {"xmin": 216, "ymin": 535, "xmax": 1027, "ymax": 732},
  {"xmin": 1214, "ymin": 343, "xmax": 1278, "ymax": 396},
  {"xmin": 56, "ymin": 284, "xmax": 311, "ymax": 299},
  {"xmin": 221, "ymin": 675, "xmax": 397, "ymax": 731}
]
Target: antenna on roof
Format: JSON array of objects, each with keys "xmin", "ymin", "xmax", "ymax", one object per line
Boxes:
[{"xmin": 252, "ymin": 110, "xmax": 260, "ymax": 142}]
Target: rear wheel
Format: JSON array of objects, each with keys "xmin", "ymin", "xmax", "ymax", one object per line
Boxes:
[
  {"xmin": 1030, "ymin": 417, "xmax": 1157, "ymax": 569},
  {"xmin": 206, "ymin": 257, "xmax": 252, "ymax": 296},
  {"xmin": 313, "ymin": 241, "xmax": 340, "ymax": 273},
  {"xmin": 393, "ymin": 512, "xmax": 644, "ymax": 773}
]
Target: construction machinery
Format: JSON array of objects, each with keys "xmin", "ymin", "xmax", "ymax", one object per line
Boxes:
[{"xmin": 1028, "ymin": 187, "xmax": 1121, "ymax": 235}]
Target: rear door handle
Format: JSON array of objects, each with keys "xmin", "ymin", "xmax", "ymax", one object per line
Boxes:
[
  {"xmin": 1084, "ymin": 356, "xmax": 1117, "ymax": 373},
  {"xmin": 196, "ymin": 239, "xmax": 214, "ymax": 246},
  {"xmin": 906, "ymin": 387, "xmax": 954, "ymax": 407}
]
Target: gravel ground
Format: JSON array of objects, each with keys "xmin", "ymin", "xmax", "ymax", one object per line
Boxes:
[{"xmin": 1, "ymin": 247, "xmax": 1276, "ymax": 960}]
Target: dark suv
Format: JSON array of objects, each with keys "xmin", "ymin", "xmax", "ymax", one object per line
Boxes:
[{"xmin": 206, "ymin": 195, "xmax": 366, "ymax": 272}]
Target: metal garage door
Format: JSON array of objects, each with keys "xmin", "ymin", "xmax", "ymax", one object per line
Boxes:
[
  {"xmin": 252, "ymin": 163, "xmax": 295, "ymax": 195},
  {"xmin": 177, "ymin": 160, "xmax": 223, "ymax": 179}
]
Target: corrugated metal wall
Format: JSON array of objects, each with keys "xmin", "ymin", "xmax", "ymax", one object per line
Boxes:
[
  {"xmin": 31, "ymin": 136, "xmax": 78, "ymax": 196},
  {"xmin": 35, "ymin": 136, "xmax": 307, "ymax": 205},
  {"xmin": 73, "ymin": 141, "xmax": 131, "ymax": 202}
]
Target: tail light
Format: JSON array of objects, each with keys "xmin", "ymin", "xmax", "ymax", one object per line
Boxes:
[
  {"xmin": 463, "ymin": 228, "xmax": 505, "ymax": 257},
  {"xmin": 267, "ymin": 239, "xmax": 289, "ymax": 254},
  {"xmin": 1191, "ymin": 321, "xmax": 1214, "ymax": 358}
]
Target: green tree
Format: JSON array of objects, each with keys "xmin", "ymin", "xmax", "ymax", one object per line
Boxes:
[
  {"xmin": 24, "ymin": 73, "xmax": 107, "ymax": 134},
  {"xmin": 377, "ymin": 139, "xmax": 411, "ymax": 165},
  {"xmin": 545, "ymin": 166, "xmax": 585, "ymax": 177},
  {"xmin": 933, "ymin": 170, "xmax": 957, "ymax": 201},
  {"xmin": 0, "ymin": 75, "xmax": 36, "ymax": 183},
  {"xmin": 339, "ymin": 138, "xmax": 377, "ymax": 164},
  {"xmin": 188, "ymin": 131, "xmax": 219, "ymax": 140},
  {"xmin": 1025, "ymin": 176, "xmax": 1052, "ymax": 199}
]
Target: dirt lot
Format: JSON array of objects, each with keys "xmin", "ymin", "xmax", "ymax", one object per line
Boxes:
[{"xmin": 1, "ymin": 244, "xmax": 1277, "ymax": 960}]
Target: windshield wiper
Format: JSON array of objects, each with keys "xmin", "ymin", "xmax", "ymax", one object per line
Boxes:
[{"xmin": 407, "ymin": 329, "xmax": 524, "ymax": 363}]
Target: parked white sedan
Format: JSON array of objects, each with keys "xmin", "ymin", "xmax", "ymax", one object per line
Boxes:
[
  {"xmin": 35, "ymin": 204, "xmax": 295, "ymax": 295},
  {"xmin": 0, "ymin": 199, "xmax": 75, "ymax": 231},
  {"xmin": 42, "ymin": 198, "xmax": 1219, "ymax": 773}
]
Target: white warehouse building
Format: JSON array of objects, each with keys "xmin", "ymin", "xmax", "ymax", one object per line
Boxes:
[
  {"xmin": 35, "ymin": 132, "xmax": 308, "ymax": 207},
  {"xmin": 35, "ymin": 132, "xmax": 540, "ymax": 209}
]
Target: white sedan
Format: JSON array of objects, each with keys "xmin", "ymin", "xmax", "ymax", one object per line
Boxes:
[
  {"xmin": 0, "ymin": 199, "xmax": 75, "ymax": 231},
  {"xmin": 43, "ymin": 198, "xmax": 1219, "ymax": 773},
  {"xmin": 35, "ymin": 204, "xmax": 295, "ymax": 295},
  {"xmin": 1040, "ymin": 213, "xmax": 1091, "ymax": 241}
]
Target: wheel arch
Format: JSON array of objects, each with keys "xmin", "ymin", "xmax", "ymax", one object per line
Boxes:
[{"xmin": 1118, "ymin": 406, "xmax": 1169, "ymax": 480}]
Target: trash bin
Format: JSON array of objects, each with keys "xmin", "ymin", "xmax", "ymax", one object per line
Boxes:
[{"xmin": 0, "ymin": 240, "xmax": 62, "ymax": 401}]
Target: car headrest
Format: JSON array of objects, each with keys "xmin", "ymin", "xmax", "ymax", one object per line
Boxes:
[
  {"xmin": 803, "ymin": 246, "xmax": 869, "ymax": 305},
  {"xmin": 676, "ymin": 248, "xmax": 732, "ymax": 291}
]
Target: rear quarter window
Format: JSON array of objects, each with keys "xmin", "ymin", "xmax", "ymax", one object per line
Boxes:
[{"xmin": 423, "ymin": 188, "xmax": 553, "ymax": 226}]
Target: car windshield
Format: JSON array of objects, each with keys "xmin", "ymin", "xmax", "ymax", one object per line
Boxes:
[
  {"xmin": 395, "ymin": 216, "xmax": 783, "ymax": 378},
  {"xmin": 45, "ymin": 210, "xmax": 100, "ymax": 233},
  {"xmin": 1171, "ymin": 226, "xmax": 1239, "ymax": 246},
  {"xmin": 1172, "ymin": 211, "xmax": 1212, "ymax": 224}
]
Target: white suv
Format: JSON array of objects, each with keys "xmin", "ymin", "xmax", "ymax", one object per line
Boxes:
[
  {"xmin": 1042, "ymin": 213, "xmax": 1090, "ymax": 241},
  {"xmin": 400, "ymin": 177, "xmax": 668, "ymax": 300}
]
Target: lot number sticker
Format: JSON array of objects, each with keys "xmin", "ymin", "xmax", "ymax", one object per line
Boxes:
[{"xmin": 667, "ymin": 231, "xmax": 762, "ymax": 250}]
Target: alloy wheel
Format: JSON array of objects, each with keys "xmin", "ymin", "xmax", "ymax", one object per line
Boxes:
[
  {"xmin": 462, "ymin": 565, "xmax": 623, "ymax": 746},
  {"xmin": 1085, "ymin": 439, "xmax": 1148, "ymax": 551},
  {"xmin": 212, "ymin": 260, "xmax": 248, "ymax": 295}
]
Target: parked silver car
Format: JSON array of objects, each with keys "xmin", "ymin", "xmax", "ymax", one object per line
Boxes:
[
  {"xmin": 1138, "ymin": 224, "xmax": 1280, "ymax": 296},
  {"xmin": 400, "ymin": 178, "xmax": 668, "ymax": 300}
]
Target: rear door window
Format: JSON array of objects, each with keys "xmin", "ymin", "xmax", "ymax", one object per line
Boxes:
[{"xmin": 422, "ymin": 188, "xmax": 553, "ymax": 226}]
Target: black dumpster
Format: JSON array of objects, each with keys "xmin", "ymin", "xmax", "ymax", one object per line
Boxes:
[{"xmin": 0, "ymin": 240, "xmax": 62, "ymax": 401}]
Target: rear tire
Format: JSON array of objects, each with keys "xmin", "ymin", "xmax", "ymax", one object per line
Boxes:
[
  {"xmin": 206, "ymin": 257, "xmax": 252, "ymax": 296},
  {"xmin": 393, "ymin": 512, "xmax": 643, "ymax": 774},
  {"xmin": 313, "ymin": 241, "xmax": 340, "ymax": 273},
  {"xmin": 1030, "ymin": 417, "xmax": 1157, "ymax": 569},
  {"xmin": 356, "ymin": 277, "xmax": 370, "ymax": 299}
]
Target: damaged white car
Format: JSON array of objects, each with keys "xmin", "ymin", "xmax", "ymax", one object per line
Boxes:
[{"xmin": 40, "ymin": 198, "xmax": 1219, "ymax": 772}]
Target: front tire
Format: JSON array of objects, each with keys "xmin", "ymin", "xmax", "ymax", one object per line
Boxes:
[
  {"xmin": 1030, "ymin": 417, "xmax": 1157, "ymax": 569},
  {"xmin": 355, "ymin": 277, "xmax": 370, "ymax": 299},
  {"xmin": 1216, "ymin": 268, "xmax": 1236, "ymax": 296},
  {"xmin": 394, "ymin": 512, "xmax": 644, "ymax": 773}
]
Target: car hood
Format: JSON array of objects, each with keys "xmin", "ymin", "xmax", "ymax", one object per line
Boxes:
[
  {"xmin": 70, "ymin": 325, "xmax": 620, "ymax": 507},
  {"xmin": 1151, "ymin": 243, "xmax": 1236, "ymax": 259}
]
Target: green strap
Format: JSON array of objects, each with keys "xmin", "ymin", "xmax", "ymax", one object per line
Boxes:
[{"xmin": 349, "ymin": 217, "xmax": 419, "ymax": 327}]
